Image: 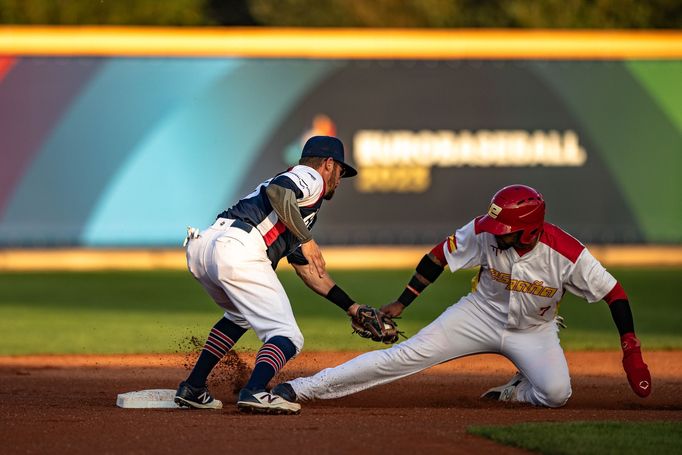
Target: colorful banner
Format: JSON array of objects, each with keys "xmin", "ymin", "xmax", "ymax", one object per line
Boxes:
[{"xmin": 1, "ymin": 57, "xmax": 680, "ymax": 246}]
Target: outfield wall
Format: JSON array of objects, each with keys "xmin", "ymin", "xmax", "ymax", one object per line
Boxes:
[
  {"xmin": 1, "ymin": 28, "xmax": 680, "ymax": 247},
  {"xmin": 1, "ymin": 246, "xmax": 681, "ymax": 271}
]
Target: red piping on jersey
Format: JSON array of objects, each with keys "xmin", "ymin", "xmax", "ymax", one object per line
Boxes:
[
  {"xmin": 604, "ymin": 282, "xmax": 628, "ymax": 305},
  {"xmin": 263, "ymin": 220, "xmax": 287, "ymax": 246},
  {"xmin": 538, "ymin": 222, "xmax": 584, "ymax": 264},
  {"xmin": 430, "ymin": 239, "xmax": 447, "ymax": 264}
]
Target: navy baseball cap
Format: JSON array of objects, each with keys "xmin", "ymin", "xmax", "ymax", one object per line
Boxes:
[{"xmin": 301, "ymin": 136, "xmax": 357, "ymax": 178}]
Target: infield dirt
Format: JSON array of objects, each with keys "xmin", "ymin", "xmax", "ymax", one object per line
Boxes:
[{"xmin": 1, "ymin": 351, "xmax": 681, "ymax": 454}]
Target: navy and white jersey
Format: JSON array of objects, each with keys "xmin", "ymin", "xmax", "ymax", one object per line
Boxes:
[{"xmin": 218, "ymin": 165, "xmax": 326, "ymax": 268}]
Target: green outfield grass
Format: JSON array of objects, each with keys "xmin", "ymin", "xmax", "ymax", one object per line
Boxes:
[
  {"xmin": 0, "ymin": 268, "xmax": 679, "ymax": 355},
  {"xmin": 468, "ymin": 421, "xmax": 682, "ymax": 455}
]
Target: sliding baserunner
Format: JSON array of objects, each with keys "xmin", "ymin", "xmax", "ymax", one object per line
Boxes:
[{"xmin": 273, "ymin": 184, "xmax": 652, "ymax": 408}]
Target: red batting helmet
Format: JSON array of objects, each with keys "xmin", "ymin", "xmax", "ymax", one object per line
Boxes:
[{"xmin": 477, "ymin": 185, "xmax": 545, "ymax": 245}]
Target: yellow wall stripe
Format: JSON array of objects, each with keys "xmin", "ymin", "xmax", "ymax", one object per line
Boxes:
[
  {"xmin": 1, "ymin": 27, "xmax": 681, "ymax": 59},
  {"xmin": 1, "ymin": 246, "xmax": 681, "ymax": 271}
]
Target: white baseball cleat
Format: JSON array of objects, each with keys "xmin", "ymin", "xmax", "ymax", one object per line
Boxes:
[
  {"xmin": 236, "ymin": 388, "xmax": 301, "ymax": 415},
  {"xmin": 481, "ymin": 372, "xmax": 524, "ymax": 402}
]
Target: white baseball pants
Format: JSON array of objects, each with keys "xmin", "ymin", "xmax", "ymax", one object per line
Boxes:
[
  {"xmin": 289, "ymin": 295, "xmax": 571, "ymax": 407},
  {"xmin": 186, "ymin": 218, "xmax": 304, "ymax": 352}
]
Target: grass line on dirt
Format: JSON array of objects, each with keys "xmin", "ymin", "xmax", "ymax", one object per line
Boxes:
[{"xmin": 468, "ymin": 421, "xmax": 682, "ymax": 455}]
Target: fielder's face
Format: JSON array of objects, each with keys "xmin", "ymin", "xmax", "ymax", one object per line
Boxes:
[{"xmin": 323, "ymin": 160, "xmax": 344, "ymax": 200}]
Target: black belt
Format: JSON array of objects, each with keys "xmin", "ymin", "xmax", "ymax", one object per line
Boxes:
[{"xmin": 231, "ymin": 219, "xmax": 253, "ymax": 233}]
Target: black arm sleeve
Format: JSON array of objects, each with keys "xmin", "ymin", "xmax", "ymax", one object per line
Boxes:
[
  {"xmin": 396, "ymin": 254, "xmax": 445, "ymax": 307},
  {"xmin": 326, "ymin": 285, "xmax": 355, "ymax": 312},
  {"xmin": 609, "ymin": 299, "xmax": 635, "ymax": 336}
]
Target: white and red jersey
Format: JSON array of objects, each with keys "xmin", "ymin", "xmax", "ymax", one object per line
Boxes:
[{"xmin": 442, "ymin": 218, "xmax": 617, "ymax": 329}]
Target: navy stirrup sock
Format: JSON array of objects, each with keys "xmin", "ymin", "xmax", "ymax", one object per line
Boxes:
[
  {"xmin": 244, "ymin": 336, "xmax": 297, "ymax": 392},
  {"xmin": 186, "ymin": 317, "xmax": 246, "ymax": 388}
]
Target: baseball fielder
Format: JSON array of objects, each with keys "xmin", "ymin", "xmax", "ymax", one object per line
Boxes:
[
  {"xmin": 175, "ymin": 136, "xmax": 366, "ymax": 414},
  {"xmin": 273, "ymin": 184, "xmax": 652, "ymax": 408}
]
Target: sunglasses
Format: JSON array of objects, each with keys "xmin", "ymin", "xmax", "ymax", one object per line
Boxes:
[{"xmin": 330, "ymin": 159, "xmax": 346, "ymax": 178}]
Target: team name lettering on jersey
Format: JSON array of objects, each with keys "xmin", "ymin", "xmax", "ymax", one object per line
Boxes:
[
  {"xmin": 444, "ymin": 219, "xmax": 616, "ymax": 329},
  {"xmin": 489, "ymin": 268, "xmax": 558, "ymax": 298}
]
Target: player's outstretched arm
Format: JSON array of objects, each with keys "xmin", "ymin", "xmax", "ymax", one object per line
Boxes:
[
  {"xmin": 290, "ymin": 262, "xmax": 398, "ymax": 343},
  {"xmin": 290, "ymin": 262, "xmax": 359, "ymax": 317},
  {"xmin": 604, "ymin": 283, "xmax": 652, "ymax": 398},
  {"xmin": 381, "ymin": 243, "xmax": 447, "ymax": 318}
]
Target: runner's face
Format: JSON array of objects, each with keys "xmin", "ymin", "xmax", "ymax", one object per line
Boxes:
[{"xmin": 495, "ymin": 231, "xmax": 522, "ymax": 250}]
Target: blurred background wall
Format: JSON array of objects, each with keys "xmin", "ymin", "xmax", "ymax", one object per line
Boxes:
[{"xmin": 1, "ymin": 1, "xmax": 680, "ymax": 248}]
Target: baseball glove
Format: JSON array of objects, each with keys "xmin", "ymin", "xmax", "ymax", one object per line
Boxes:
[{"xmin": 351, "ymin": 305, "xmax": 402, "ymax": 344}]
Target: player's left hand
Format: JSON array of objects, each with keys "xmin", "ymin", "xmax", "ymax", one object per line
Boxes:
[
  {"xmin": 380, "ymin": 301, "xmax": 405, "ymax": 318},
  {"xmin": 350, "ymin": 305, "xmax": 401, "ymax": 344},
  {"xmin": 621, "ymin": 333, "xmax": 652, "ymax": 398}
]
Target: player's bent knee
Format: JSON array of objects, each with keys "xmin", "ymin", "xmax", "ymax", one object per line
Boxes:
[
  {"xmin": 263, "ymin": 326, "xmax": 304, "ymax": 354},
  {"xmin": 289, "ymin": 330, "xmax": 304, "ymax": 354},
  {"xmin": 538, "ymin": 383, "xmax": 572, "ymax": 408}
]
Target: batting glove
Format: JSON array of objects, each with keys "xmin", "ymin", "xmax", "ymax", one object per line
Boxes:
[{"xmin": 621, "ymin": 332, "xmax": 652, "ymax": 398}]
